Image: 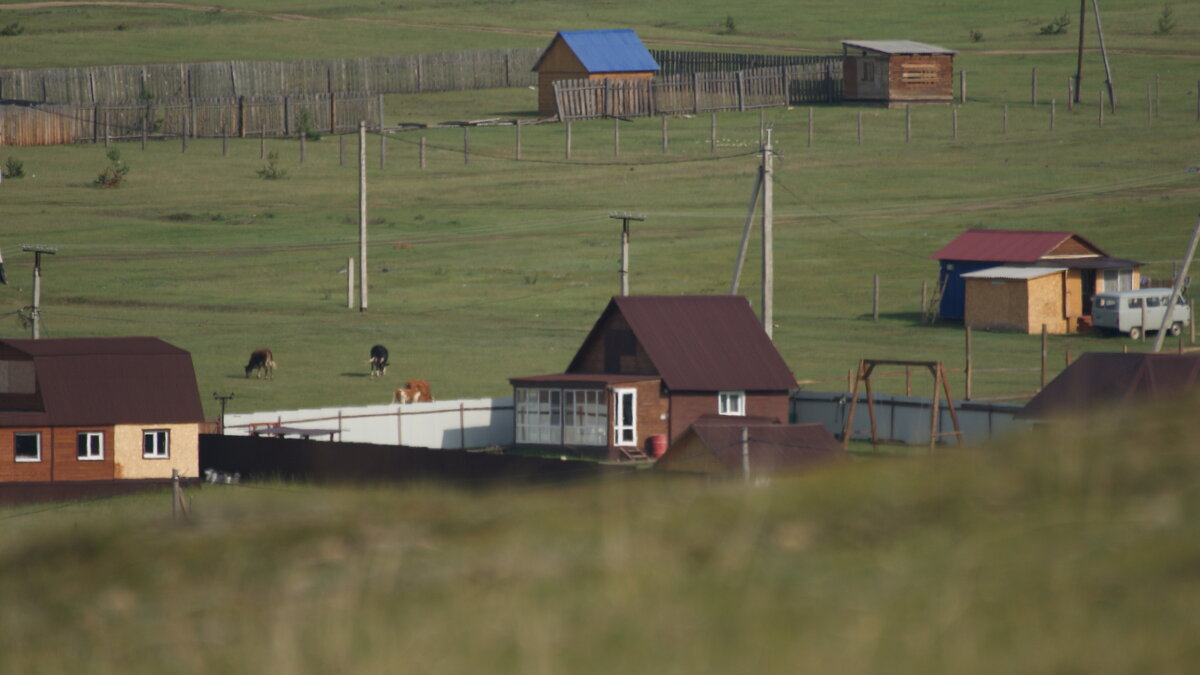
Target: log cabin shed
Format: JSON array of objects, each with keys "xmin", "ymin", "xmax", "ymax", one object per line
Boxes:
[
  {"xmin": 932, "ymin": 229, "xmax": 1142, "ymax": 333},
  {"xmin": 510, "ymin": 295, "xmax": 797, "ymax": 462},
  {"xmin": 653, "ymin": 418, "xmax": 843, "ymax": 477},
  {"xmin": 532, "ymin": 29, "xmax": 660, "ymax": 118},
  {"xmin": 0, "ymin": 337, "xmax": 204, "ymax": 484},
  {"xmin": 841, "ymin": 40, "xmax": 955, "ymax": 106}
]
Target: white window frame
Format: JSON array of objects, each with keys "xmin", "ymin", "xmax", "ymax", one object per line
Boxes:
[
  {"xmin": 514, "ymin": 388, "xmax": 562, "ymax": 445},
  {"xmin": 718, "ymin": 391, "xmax": 746, "ymax": 416},
  {"xmin": 563, "ymin": 389, "xmax": 607, "ymax": 447},
  {"xmin": 77, "ymin": 431, "xmax": 104, "ymax": 461},
  {"xmin": 13, "ymin": 431, "xmax": 41, "ymax": 463},
  {"xmin": 613, "ymin": 388, "xmax": 637, "ymax": 447},
  {"xmin": 143, "ymin": 429, "xmax": 170, "ymax": 459}
]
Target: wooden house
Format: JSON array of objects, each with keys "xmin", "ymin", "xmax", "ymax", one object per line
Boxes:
[
  {"xmin": 0, "ymin": 337, "xmax": 204, "ymax": 483},
  {"xmin": 532, "ymin": 29, "xmax": 660, "ymax": 118},
  {"xmin": 654, "ymin": 418, "xmax": 843, "ymax": 477},
  {"xmin": 510, "ymin": 295, "xmax": 797, "ymax": 462},
  {"xmin": 841, "ymin": 40, "xmax": 955, "ymax": 106},
  {"xmin": 932, "ymin": 229, "xmax": 1142, "ymax": 333}
]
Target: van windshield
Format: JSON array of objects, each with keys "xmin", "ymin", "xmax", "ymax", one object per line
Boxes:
[{"xmin": 1095, "ymin": 297, "xmax": 1118, "ymax": 310}]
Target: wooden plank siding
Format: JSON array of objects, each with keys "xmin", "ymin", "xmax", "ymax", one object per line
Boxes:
[
  {"xmin": 844, "ymin": 53, "xmax": 953, "ymax": 106},
  {"xmin": 554, "ymin": 62, "xmax": 842, "ymax": 121}
]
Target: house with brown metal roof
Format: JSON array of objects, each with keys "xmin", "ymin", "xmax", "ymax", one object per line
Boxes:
[
  {"xmin": 1020, "ymin": 352, "xmax": 1200, "ymax": 420},
  {"xmin": 931, "ymin": 229, "xmax": 1142, "ymax": 334},
  {"xmin": 0, "ymin": 337, "xmax": 204, "ymax": 484},
  {"xmin": 510, "ymin": 295, "xmax": 797, "ymax": 462}
]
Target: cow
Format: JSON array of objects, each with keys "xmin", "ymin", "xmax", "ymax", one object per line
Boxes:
[
  {"xmin": 244, "ymin": 349, "xmax": 275, "ymax": 379},
  {"xmin": 369, "ymin": 344, "xmax": 389, "ymax": 377},
  {"xmin": 393, "ymin": 379, "xmax": 433, "ymax": 404}
]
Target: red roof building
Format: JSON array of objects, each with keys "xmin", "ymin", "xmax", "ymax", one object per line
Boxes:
[
  {"xmin": 510, "ymin": 296, "xmax": 797, "ymax": 462},
  {"xmin": 1020, "ymin": 352, "xmax": 1200, "ymax": 419},
  {"xmin": 0, "ymin": 337, "xmax": 204, "ymax": 483},
  {"xmin": 931, "ymin": 229, "xmax": 1142, "ymax": 332}
]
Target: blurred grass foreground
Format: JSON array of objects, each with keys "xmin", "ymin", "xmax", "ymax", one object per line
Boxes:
[{"xmin": 1, "ymin": 395, "xmax": 1198, "ymax": 674}]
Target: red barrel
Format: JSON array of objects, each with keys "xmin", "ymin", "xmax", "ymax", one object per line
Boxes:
[{"xmin": 649, "ymin": 434, "xmax": 668, "ymax": 458}]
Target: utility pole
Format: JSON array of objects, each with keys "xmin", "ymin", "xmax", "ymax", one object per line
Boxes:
[
  {"xmin": 1093, "ymin": 0, "xmax": 1116, "ymax": 112},
  {"xmin": 358, "ymin": 121, "xmax": 368, "ymax": 312},
  {"xmin": 1074, "ymin": 0, "xmax": 1086, "ymax": 104},
  {"xmin": 761, "ymin": 127, "xmax": 775, "ymax": 339},
  {"xmin": 609, "ymin": 212, "xmax": 645, "ymax": 296},
  {"xmin": 21, "ymin": 244, "xmax": 57, "ymax": 339},
  {"xmin": 212, "ymin": 392, "xmax": 235, "ymax": 434},
  {"xmin": 1152, "ymin": 214, "xmax": 1200, "ymax": 353},
  {"xmin": 729, "ymin": 167, "xmax": 764, "ymax": 295}
]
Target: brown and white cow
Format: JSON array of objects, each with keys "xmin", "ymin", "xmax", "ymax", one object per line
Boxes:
[
  {"xmin": 245, "ymin": 349, "xmax": 276, "ymax": 379},
  {"xmin": 392, "ymin": 379, "xmax": 433, "ymax": 404}
]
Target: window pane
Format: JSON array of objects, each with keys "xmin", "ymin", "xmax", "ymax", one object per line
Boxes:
[{"xmin": 14, "ymin": 433, "xmax": 40, "ymax": 461}]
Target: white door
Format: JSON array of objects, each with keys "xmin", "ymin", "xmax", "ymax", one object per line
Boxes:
[{"xmin": 613, "ymin": 388, "xmax": 637, "ymax": 446}]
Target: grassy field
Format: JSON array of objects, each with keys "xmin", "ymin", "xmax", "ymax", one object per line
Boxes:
[{"xmin": 1, "ymin": 399, "xmax": 1198, "ymax": 673}]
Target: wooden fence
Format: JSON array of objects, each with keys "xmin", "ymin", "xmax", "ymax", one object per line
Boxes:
[
  {"xmin": 554, "ymin": 62, "xmax": 842, "ymax": 121},
  {"xmin": 0, "ymin": 93, "xmax": 382, "ymax": 146},
  {"xmin": 651, "ymin": 50, "xmax": 839, "ymax": 76},
  {"xmin": 0, "ymin": 48, "xmax": 543, "ymax": 104}
]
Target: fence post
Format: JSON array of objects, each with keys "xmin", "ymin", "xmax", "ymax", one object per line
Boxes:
[
  {"xmin": 515, "ymin": 121, "xmax": 522, "ymax": 160},
  {"xmin": 261, "ymin": 123, "xmax": 266, "ymax": 159},
  {"xmin": 1040, "ymin": 324, "xmax": 1048, "ymax": 389},
  {"xmin": 905, "ymin": 104, "xmax": 911, "ymax": 143},
  {"xmin": 959, "ymin": 70, "xmax": 966, "ymax": 104},
  {"xmin": 565, "ymin": 121, "xmax": 572, "ymax": 159},
  {"xmin": 1147, "ymin": 83, "xmax": 1153, "ymax": 127},
  {"xmin": 737, "ymin": 71, "xmax": 746, "ymax": 112},
  {"xmin": 284, "ymin": 96, "xmax": 291, "ymax": 136},
  {"xmin": 1031, "ymin": 67, "xmax": 1038, "ymax": 106},
  {"xmin": 347, "ymin": 257, "xmax": 354, "ymax": 309},
  {"xmin": 872, "ymin": 273, "xmax": 879, "ymax": 321},
  {"xmin": 693, "ymin": 72, "xmax": 701, "ymax": 114},
  {"xmin": 1050, "ymin": 98, "xmax": 1056, "ymax": 131},
  {"xmin": 222, "ymin": 123, "xmax": 228, "ymax": 157},
  {"xmin": 964, "ymin": 325, "xmax": 973, "ymax": 400},
  {"xmin": 181, "ymin": 117, "xmax": 187, "ymax": 153},
  {"xmin": 857, "ymin": 110, "xmax": 862, "ymax": 145},
  {"xmin": 1003, "ymin": 104, "xmax": 1008, "ymax": 134},
  {"xmin": 463, "ymin": 126, "xmax": 469, "ymax": 165},
  {"xmin": 1067, "ymin": 76, "xmax": 1074, "ymax": 111},
  {"xmin": 460, "ymin": 403, "xmax": 466, "ymax": 450},
  {"xmin": 238, "ymin": 95, "xmax": 245, "ymax": 137},
  {"xmin": 921, "ymin": 280, "xmax": 928, "ymax": 323},
  {"xmin": 420, "ymin": 136, "xmax": 426, "ymax": 169},
  {"xmin": 710, "ymin": 112, "xmax": 716, "ymax": 153},
  {"xmin": 807, "ymin": 107, "xmax": 813, "ymax": 147},
  {"xmin": 613, "ymin": 116, "xmax": 619, "ymax": 156},
  {"xmin": 300, "ymin": 132, "xmax": 306, "ymax": 163},
  {"xmin": 1155, "ymin": 73, "xmax": 1160, "ymax": 118},
  {"xmin": 661, "ymin": 115, "xmax": 668, "ymax": 153},
  {"xmin": 339, "ymin": 133, "xmax": 344, "ymax": 166},
  {"xmin": 952, "ymin": 108, "xmax": 958, "ymax": 140}
]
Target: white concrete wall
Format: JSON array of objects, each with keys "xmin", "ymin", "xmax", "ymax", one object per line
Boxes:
[
  {"xmin": 791, "ymin": 391, "xmax": 1030, "ymax": 446},
  {"xmin": 222, "ymin": 397, "xmax": 514, "ymax": 450}
]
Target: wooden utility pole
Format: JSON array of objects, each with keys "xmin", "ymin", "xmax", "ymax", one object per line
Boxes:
[
  {"xmin": 1093, "ymin": 0, "xmax": 1116, "ymax": 112},
  {"xmin": 1152, "ymin": 215, "xmax": 1200, "ymax": 353},
  {"xmin": 761, "ymin": 127, "xmax": 775, "ymax": 339},
  {"xmin": 22, "ymin": 244, "xmax": 56, "ymax": 339},
  {"xmin": 609, "ymin": 211, "xmax": 645, "ymax": 296},
  {"xmin": 741, "ymin": 426, "xmax": 750, "ymax": 484},
  {"xmin": 358, "ymin": 121, "xmax": 368, "ymax": 312},
  {"xmin": 1074, "ymin": 0, "xmax": 1086, "ymax": 104},
  {"xmin": 729, "ymin": 168, "xmax": 763, "ymax": 295}
]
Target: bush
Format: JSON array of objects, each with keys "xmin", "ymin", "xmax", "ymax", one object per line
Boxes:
[
  {"xmin": 4, "ymin": 157, "xmax": 25, "ymax": 179},
  {"xmin": 1155, "ymin": 4, "xmax": 1176, "ymax": 35},
  {"xmin": 718, "ymin": 15, "xmax": 736, "ymax": 35},
  {"xmin": 297, "ymin": 109, "xmax": 322, "ymax": 141},
  {"xmin": 0, "ymin": 22, "xmax": 24, "ymax": 36},
  {"xmin": 94, "ymin": 149, "xmax": 129, "ymax": 188},
  {"xmin": 256, "ymin": 152, "xmax": 288, "ymax": 180},
  {"xmin": 969, "ymin": 29, "xmax": 984, "ymax": 43},
  {"xmin": 1038, "ymin": 13, "xmax": 1071, "ymax": 35}
]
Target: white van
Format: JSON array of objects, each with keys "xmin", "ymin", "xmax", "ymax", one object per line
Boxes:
[{"xmin": 1092, "ymin": 289, "xmax": 1191, "ymax": 340}]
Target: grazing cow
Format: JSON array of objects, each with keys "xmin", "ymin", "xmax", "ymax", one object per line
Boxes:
[
  {"xmin": 244, "ymin": 348, "xmax": 275, "ymax": 379},
  {"xmin": 369, "ymin": 344, "xmax": 389, "ymax": 377},
  {"xmin": 393, "ymin": 379, "xmax": 433, "ymax": 404}
]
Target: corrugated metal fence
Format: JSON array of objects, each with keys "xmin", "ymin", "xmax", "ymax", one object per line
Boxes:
[{"xmin": 554, "ymin": 60, "xmax": 842, "ymax": 121}]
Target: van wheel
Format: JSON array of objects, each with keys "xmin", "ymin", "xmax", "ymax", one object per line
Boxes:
[
  {"xmin": 1128, "ymin": 326, "xmax": 1143, "ymax": 340},
  {"xmin": 1169, "ymin": 322, "xmax": 1183, "ymax": 337}
]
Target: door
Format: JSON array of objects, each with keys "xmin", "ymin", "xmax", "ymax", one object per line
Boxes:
[{"xmin": 613, "ymin": 388, "xmax": 636, "ymax": 447}]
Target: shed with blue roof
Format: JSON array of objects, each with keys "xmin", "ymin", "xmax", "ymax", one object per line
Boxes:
[{"xmin": 532, "ymin": 29, "xmax": 660, "ymax": 118}]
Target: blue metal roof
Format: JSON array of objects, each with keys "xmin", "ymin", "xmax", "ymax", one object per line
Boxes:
[{"xmin": 549, "ymin": 29, "xmax": 660, "ymax": 73}]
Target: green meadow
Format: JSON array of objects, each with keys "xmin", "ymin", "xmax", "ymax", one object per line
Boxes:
[{"xmin": 1, "ymin": 2, "xmax": 1200, "ymax": 669}]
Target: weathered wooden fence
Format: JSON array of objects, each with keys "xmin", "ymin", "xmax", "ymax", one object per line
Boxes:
[
  {"xmin": 554, "ymin": 62, "xmax": 842, "ymax": 121},
  {"xmin": 0, "ymin": 48, "xmax": 543, "ymax": 104},
  {"xmin": 651, "ymin": 50, "xmax": 838, "ymax": 76},
  {"xmin": 0, "ymin": 92, "xmax": 382, "ymax": 146}
]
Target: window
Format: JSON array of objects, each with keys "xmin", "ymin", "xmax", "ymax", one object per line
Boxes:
[
  {"xmin": 1146, "ymin": 296, "xmax": 1162, "ymax": 308},
  {"xmin": 718, "ymin": 391, "xmax": 746, "ymax": 416},
  {"xmin": 563, "ymin": 389, "xmax": 606, "ymax": 446},
  {"xmin": 14, "ymin": 432, "xmax": 41, "ymax": 462},
  {"xmin": 515, "ymin": 388, "xmax": 561, "ymax": 445},
  {"xmin": 861, "ymin": 60, "xmax": 875, "ymax": 82},
  {"xmin": 1104, "ymin": 269, "xmax": 1134, "ymax": 292},
  {"xmin": 77, "ymin": 431, "xmax": 104, "ymax": 461},
  {"xmin": 1128, "ymin": 298, "xmax": 1143, "ymax": 309},
  {"xmin": 143, "ymin": 429, "xmax": 170, "ymax": 459},
  {"xmin": 613, "ymin": 388, "xmax": 637, "ymax": 446}
]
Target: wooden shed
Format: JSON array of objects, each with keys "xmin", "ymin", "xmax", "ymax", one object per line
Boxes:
[
  {"xmin": 841, "ymin": 40, "xmax": 955, "ymax": 106},
  {"xmin": 510, "ymin": 295, "xmax": 797, "ymax": 462},
  {"xmin": 961, "ymin": 266, "xmax": 1071, "ymax": 334},
  {"xmin": 532, "ymin": 29, "xmax": 660, "ymax": 118},
  {"xmin": 0, "ymin": 337, "xmax": 205, "ymax": 484},
  {"xmin": 932, "ymin": 229, "xmax": 1142, "ymax": 331}
]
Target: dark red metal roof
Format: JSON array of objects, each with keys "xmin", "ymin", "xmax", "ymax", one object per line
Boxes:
[
  {"xmin": 0, "ymin": 337, "xmax": 204, "ymax": 427},
  {"xmin": 568, "ymin": 295, "xmax": 797, "ymax": 392},
  {"xmin": 655, "ymin": 422, "xmax": 843, "ymax": 475},
  {"xmin": 1020, "ymin": 352, "xmax": 1200, "ymax": 419},
  {"xmin": 931, "ymin": 229, "xmax": 1108, "ymax": 263},
  {"xmin": 509, "ymin": 373, "xmax": 655, "ymax": 386}
]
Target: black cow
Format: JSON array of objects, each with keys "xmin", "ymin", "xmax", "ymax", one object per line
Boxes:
[
  {"xmin": 369, "ymin": 344, "xmax": 389, "ymax": 377},
  {"xmin": 245, "ymin": 349, "xmax": 275, "ymax": 379}
]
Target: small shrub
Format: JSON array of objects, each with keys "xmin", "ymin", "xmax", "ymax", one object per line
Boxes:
[
  {"xmin": 0, "ymin": 22, "xmax": 24, "ymax": 37},
  {"xmin": 1155, "ymin": 4, "xmax": 1176, "ymax": 35},
  {"xmin": 115, "ymin": 22, "xmax": 128, "ymax": 31},
  {"xmin": 94, "ymin": 149, "xmax": 129, "ymax": 188},
  {"xmin": 297, "ymin": 109, "xmax": 322, "ymax": 141},
  {"xmin": 719, "ymin": 15, "xmax": 736, "ymax": 35},
  {"xmin": 1039, "ymin": 13, "xmax": 1071, "ymax": 35},
  {"xmin": 256, "ymin": 152, "xmax": 288, "ymax": 180},
  {"xmin": 4, "ymin": 157, "xmax": 25, "ymax": 179},
  {"xmin": 969, "ymin": 29, "xmax": 984, "ymax": 43}
]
